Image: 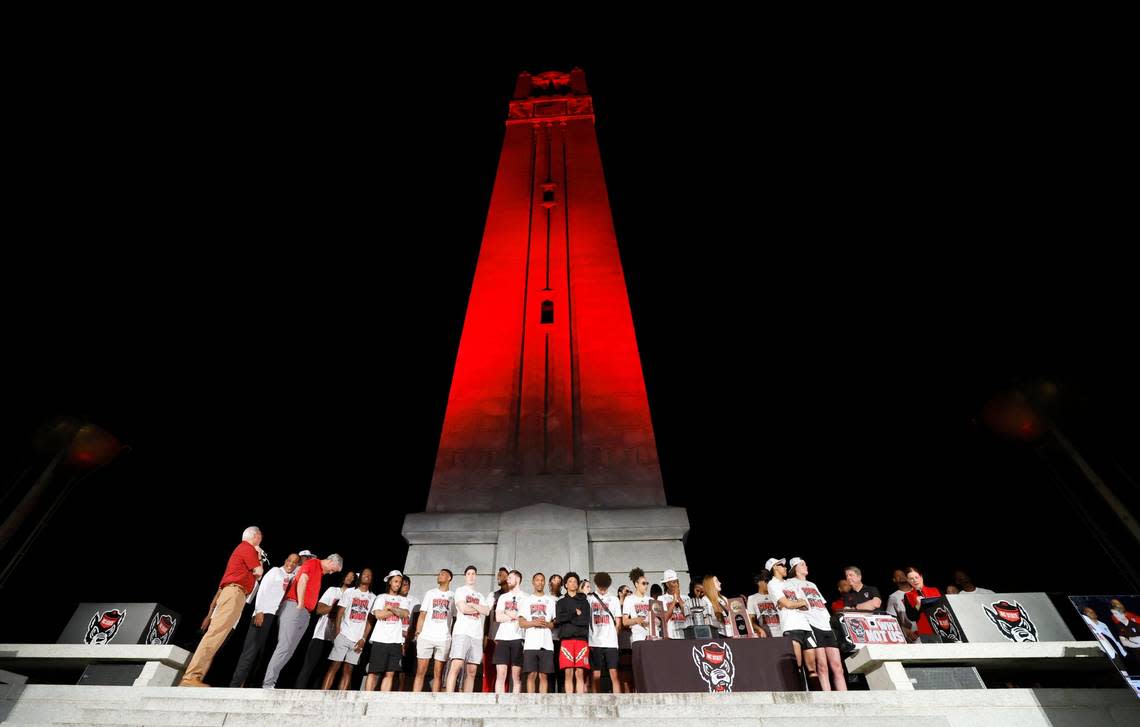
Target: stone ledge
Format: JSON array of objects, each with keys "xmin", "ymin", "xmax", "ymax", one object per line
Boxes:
[
  {"xmin": 846, "ymin": 641, "xmax": 1108, "ymax": 675},
  {"xmin": 0, "ymin": 644, "xmax": 190, "ymax": 670}
]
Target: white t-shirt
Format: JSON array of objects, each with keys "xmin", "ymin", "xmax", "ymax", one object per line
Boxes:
[
  {"xmin": 658, "ymin": 594, "xmax": 689, "ymax": 639},
  {"xmin": 419, "ymin": 588, "xmax": 455, "ymax": 641},
  {"xmin": 748, "ymin": 592, "xmax": 782, "ymax": 637},
  {"xmin": 962, "ymin": 587, "xmax": 994, "ymax": 594},
  {"xmin": 523, "ymin": 594, "xmax": 557, "ymax": 651},
  {"xmin": 370, "ymin": 594, "xmax": 410, "ymax": 644},
  {"xmin": 623, "ymin": 594, "xmax": 653, "ymax": 643},
  {"xmin": 312, "ymin": 587, "xmax": 344, "ymax": 641},
  {"xmin": 402, "ymin": 595, "xmax": 420, "ymax": 639},
  {"xmin": 337, "ymin": 588, "xmax": 376, "ymax": 643},
  {"xmin": 452, "ymin": 585, "xmax": 490, "ymax": 639},
  {"xmin": 770, "ymin": 577, "xmax": 811, "ymax": 632},
  {"xmin": 495, "ymin": 591, "xmax": 525, "ymax": 641},
  {"xmin": 795, "ymin": 580, "xmax": 832, "ymax": 631},
  {"xmin": 887, "ymin": 589, "xmax": 916, "ymax": 634},
  {"xmin": 588, "ymin": 592, "xmax": 621, "ymax": 648},
  {"xmin": 253, "ymin": 566, "xmax": 291, "ymax": 616}
]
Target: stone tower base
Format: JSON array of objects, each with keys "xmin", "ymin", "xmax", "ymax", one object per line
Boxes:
[{"xmin": 402, "ymin": 503, "xmax": 690, "ymax": 594}]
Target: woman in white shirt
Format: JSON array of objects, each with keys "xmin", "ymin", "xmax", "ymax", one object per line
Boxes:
[{"xmin": 699, "ymin": 575, "xmax": 734, "ymax": 638}]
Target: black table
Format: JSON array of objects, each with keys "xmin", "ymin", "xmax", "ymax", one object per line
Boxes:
[{"xmin": 633, "ymin": 637, "xmax": 803, "ymax": 693}]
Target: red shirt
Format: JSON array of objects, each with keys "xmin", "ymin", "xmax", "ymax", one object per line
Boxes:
[
  {"xmin": 904, "ymin": 586, "xmax": 942, "ymax": 636},
  {"xmin": 219, "ymin": 541, "xmax": 261, "ymax": 593},
  {"xmin": 285, "ymin": 558, "xmax": 323, "ymax": 611}
]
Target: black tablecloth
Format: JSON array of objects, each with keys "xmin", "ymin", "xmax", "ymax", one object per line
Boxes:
[{"xmin": 633, "ymin": 637, "xmax": 803, "ymax": 693}]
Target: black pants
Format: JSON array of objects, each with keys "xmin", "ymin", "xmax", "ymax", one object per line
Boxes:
[
  {"xmin": 229, "ymin": 613, "xmax": 276, "ymax": 687},
  {"xmin": 293, "ymin": 638, "xmax": 332, "ymax": 689}
]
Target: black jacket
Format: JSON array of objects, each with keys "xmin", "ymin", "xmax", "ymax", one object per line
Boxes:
[{"xmin": 555, "ymin": 593, "xmax": 590, "ymax": 640}]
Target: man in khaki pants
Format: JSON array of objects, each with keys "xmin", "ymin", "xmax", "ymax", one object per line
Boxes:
[{"xmin": 180, "ymin": 526, "xmax": 265, "ymax": 687}]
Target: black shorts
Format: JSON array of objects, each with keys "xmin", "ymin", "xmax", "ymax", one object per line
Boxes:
[
  {"xmin": 367, "ymin": 642, "xmax": 403, "ymax": 673},
  {"xmin": 785, "ymin": 629, "xmax": 818, "ymax": 649},
  {"xmin": 589, "ymin": 646, "xmax": 619, "ymax": 671},
  {"xmin": 812, "ymin": 626, "xmax": 838, "ymax": 649},
  {"xmin": 523, "ymin": 648, "xmax": 555, "ymax": 674},
  {"xmin": 493, "ymin": 639, "xmax": 524, "ymax": 667}
]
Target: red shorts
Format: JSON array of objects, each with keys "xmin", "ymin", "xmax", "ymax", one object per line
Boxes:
[{"xmin": 559, "ymin": 639, "xmax": 589, "ymax": 669}]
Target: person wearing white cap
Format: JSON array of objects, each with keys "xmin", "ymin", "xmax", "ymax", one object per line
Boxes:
[
  {"xmin": 365, "ymin": 570, "xmax": 410, "ymax": 691},
  {"xmin": 658, "ymin": 569, "xmax": 690, "ymax": 640},
  {"xmin": 788, "ymin": 557, "xmax": 846, "ymax": 691},
  {"xmin": 768, "ymin": 557, "xmax": 816, "ymax": 679}
]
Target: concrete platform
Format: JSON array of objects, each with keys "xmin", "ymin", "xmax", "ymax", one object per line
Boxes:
[
  {"xmin": 846, "ymin": 641, "xmax": 1111, "ymax": 690},
  {"xmin": 3, "ymin": 684, "xmax": 1138, "ymax": 726}
]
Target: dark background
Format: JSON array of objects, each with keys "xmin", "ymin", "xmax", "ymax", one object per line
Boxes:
[{"xmin": 2, "ymin": 44, "xmax": 1136, "ymax": 680}]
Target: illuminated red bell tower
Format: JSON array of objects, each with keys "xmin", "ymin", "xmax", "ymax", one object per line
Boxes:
[{"xmin": 426, "ymin": 68, "xmax": 666, "ymax": 513}]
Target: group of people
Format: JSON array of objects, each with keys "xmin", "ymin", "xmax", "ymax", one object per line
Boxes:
[{"xmin": 179, "ymin": 527, "xmax": 992, "ymax": 693}]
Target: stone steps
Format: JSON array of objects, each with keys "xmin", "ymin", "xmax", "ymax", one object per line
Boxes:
[{"xmin": 4, "ymin": 685, "xmax": 1138, "ymax": 727}]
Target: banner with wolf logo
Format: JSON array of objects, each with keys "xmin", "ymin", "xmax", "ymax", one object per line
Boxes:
[
  {"xmin": 632, "ymin": 638, "xmax": 802, "ymax": 693},
  {"xmin": 57, "ymin": 602, "xmax": 181, "ymax": 645},
  {"xmin": 945, "ymin": 593, "xmax": 1073, "ymax": 644}
]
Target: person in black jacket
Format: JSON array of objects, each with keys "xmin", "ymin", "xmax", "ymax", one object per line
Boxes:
[{"xmin": 555, "ymin": 571, "xmax": 590, "ymax": 693}]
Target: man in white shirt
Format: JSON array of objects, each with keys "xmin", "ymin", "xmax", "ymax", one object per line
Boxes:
[
  {"xmin": 365, "ymin": 570, "xmax": 411, "ymax": 692},
  {"xmin": 587, "ymin": 571, "xmax": 622, "ymax": 693},
  {"xmin": 321, "ymin": 567, "xmax": 375, "ymax": 690},
  {"xmin": 659, "ymin": 569, "xmax": 691, "ymax": 640},
  {"xmin": 953, "ymin": 570, "xmax": 994, "ymax": 594},
  {"xmin": 321, "ymin": 567, "xmax": 378, "ymax": 692},
  {"xmin": 229, "ymin": 553, "xmax": 299, "ymax": 687},
  {"xmin": 445, "ymin": 565, "xmax": 492, "ymax": 693},
  {"xmin": 291, "ymin": 570, "xmax": 355, "ymax": 688},
  {"xmin": 493, "ymin": 570, "xmax": 526, "ymax": 694},
  {"xmin": 413, "ymin": 568, "xmax": 455, "ymax": 692},
  {"xmin": 520, "ymin": 572, "xmax": 556, "ymax": 693}
]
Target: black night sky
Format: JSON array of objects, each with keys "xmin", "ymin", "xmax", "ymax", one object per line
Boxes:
[{"xmin": 2, "ymin": 46, "xmax": 1136, "ymax": 677}]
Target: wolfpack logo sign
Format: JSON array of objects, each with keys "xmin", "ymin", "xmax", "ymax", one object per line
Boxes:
[
  {"xmin": 984, "ymin": 599, "xmax": 1038, "ymax": 642},
  {"xmin": 85, "ymin": 608, "xmax": 126, "ymax": 645},
  {"xmin": 692, "ymin": 641, "xmax": 735, "ymax": 693},
  {"xmin": 932, "ymin": 606, "xmax": 963, "ymax": 643},
  {"xmin": 147, "ymin": 612, "xmax": 177, "ymax": 645},
  {"xmin": 839, "ymin": 614, "xmax": 907, "ymax": 646}
]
